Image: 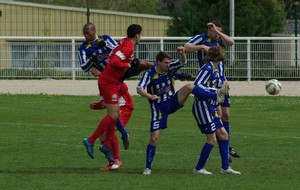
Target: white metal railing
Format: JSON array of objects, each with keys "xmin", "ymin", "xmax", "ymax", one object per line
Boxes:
[{"xmin": 0, "ymin": 36, "xmax": 300, "ymax": 81}]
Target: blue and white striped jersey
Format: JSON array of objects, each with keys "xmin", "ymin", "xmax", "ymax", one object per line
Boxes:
[
  {"xmin": 137, "ymin": 59, "xmax": 186, "ymax": 105},
  {"xmin": 194, "ymin": 62, "xmax": 219, "ymax": 93},
  {"xmin": 192, "ymin": 62, "xmax": 220, "ymax": 126},
  {"xmin": 78, "ymin": 35, "xmax": 117, "ymax": 72},
  {"xmin": 186, "ymin": 34, "xmax": 225, "ymax": 68},
  {"xmin": 216, "ymin": 61, "xmax": 227, "ymax": 88}
]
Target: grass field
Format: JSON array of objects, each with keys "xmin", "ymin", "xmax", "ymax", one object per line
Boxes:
[{"xmin": 0, "ymin": 94, "xmax": 299, "ymax": 190}]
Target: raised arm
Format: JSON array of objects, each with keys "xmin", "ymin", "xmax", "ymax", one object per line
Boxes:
[
  {"xmin": 207, "ymin": 22, "xmax": 235, "ymax": 46},
  {"xmin": 177, "ymin": 46, "xmax": 187, "ymax": 63}
]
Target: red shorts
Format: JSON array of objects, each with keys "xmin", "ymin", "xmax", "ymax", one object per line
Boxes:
[{"xmin": 99, "ymin": 83, "xmax": 121, "ymax": 105}]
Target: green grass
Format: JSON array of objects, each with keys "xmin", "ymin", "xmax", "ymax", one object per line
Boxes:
[{"xmin": 0, "ymin": 94, "xmax": 299, "ymax": 190}]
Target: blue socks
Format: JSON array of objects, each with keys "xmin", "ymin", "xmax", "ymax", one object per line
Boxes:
[
  {"xmin": 116, "ymin": 119, "xmax": 128, "ymax": 137},
  {"xmin": 195, "ymin": 143, "xmax": 214, "ymax": 170},
  {"xmin": 146, "ymin": 144, "xmax": 156, "ymax": 169},
  {"xmin": 218, "ymin": 139, "xmax": 229, "ymax": 170}
]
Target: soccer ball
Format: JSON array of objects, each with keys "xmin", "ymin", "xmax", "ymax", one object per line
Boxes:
[{"xmin": 265, "ymin": 79, "xmax": 282, "ymax": 95}]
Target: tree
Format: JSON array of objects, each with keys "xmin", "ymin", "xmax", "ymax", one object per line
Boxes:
[{"xmin": 165, "ymin": 0, "xmax": 286, "ymax": 36}]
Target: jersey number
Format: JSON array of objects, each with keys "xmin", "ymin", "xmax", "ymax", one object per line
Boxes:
[
  {"xmin": 153, "ymin": 121, "xmax": 160, "ymax": 130},
  {"xmin": 211, "ymin": 123, "xmax": 216, "ymax": 131}
]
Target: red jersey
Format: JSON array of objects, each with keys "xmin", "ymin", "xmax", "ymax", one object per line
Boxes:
[{"xmin": 99, "ymin": 38, "xmax": 134, "ymax": 85}]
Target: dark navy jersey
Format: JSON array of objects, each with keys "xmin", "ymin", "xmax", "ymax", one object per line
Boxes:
[
  {"xmin": 186, "ymin": 34, "xmax": 225, "ymax": 68},
  {"xmin": 137, "ymin": 59, "xmax": 186, "ymax": 105},
  {"xmin": 78, "ymin": 35, "xmax": 117, "ymax": 72}
]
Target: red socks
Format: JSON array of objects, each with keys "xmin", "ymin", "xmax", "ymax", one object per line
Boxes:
[{"xmin": 88, "ymin": 114, "xmax": 116, "ymax": 144}]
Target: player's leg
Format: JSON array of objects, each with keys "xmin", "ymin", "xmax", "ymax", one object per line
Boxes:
[
  {"xmin": 192, "ymin": 101, "xmax": 215, "ymax": 175},
  {"xmin": 176, "ymin": 83, "xmax": 224, "ymax": 105},
  {"xmin": 100, "ymin": 103, "xmax": 119, "ymax": 156},
  {"xmin": 143, "ymin": 106, "xmax": 167, "ymax": 175},
  {"xmin": 83, "ymin": 119, "xmax": 108, "ymax": 159},
  {"xmin": 215, "ymin": 118, "xmax": 230, "ymax": 171},
  {"xmin": 117, "ymin": 83, "xmax": 133, "ymax": 149},
  {"xmin": 83, "ymin": 84, "xmax": 120, "ymax": 159},
  {"xmin": 216, "ymin": 127, "xmax": 241, "ymax": 174},
  {"xmin": 118, "ymin": 106, "xmax": 133, "ymax": 150},
  {"xmin": 144, "ymin": 129, "xmax": 161, "ymax": 175},
  {"xmin": 221, "ymin": 95, "xmax": 240, "ymax": 158},
  {"xmin": 193, "ymin": 133, "xmax": 215, "ymax": 175}
]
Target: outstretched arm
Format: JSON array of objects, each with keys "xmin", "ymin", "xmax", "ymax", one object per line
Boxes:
[{"xmin": 184, "ymin": 43, "xmax": 210, "ymax": 53}]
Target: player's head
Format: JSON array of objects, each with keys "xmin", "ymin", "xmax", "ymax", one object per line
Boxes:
[
  {"xmin": 83, "ymin": 23, "xmax": 97, "ymax": 43},
  {"xmin": 207, "ymin": 20, "xmax": 222, "ymax": 41},
  {"xmin": 156, "ymin": 51, "xmax": 172, "ymax": 72},
  {"xmin": 202, "ymin": 46, "xmax": 225, "ymax": 63},
  {"xmin": 127, "ymin": 24, "xmax": 142, "ymax": 45}
]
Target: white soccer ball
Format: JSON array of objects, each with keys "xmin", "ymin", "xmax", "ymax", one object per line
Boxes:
[{"xmin": 265, "ymin": 79, "xmax": 282, "ymax": 95}]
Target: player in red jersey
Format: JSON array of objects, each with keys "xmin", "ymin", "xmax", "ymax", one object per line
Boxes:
[{"xmin": 83, "ymin": 24, "xmax": 142, "ymax": 170}]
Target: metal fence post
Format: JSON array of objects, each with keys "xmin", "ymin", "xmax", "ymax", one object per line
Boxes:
[
  {"xmin": 247, "ymin": 39, "xmax": 251, "ymax": 81},
  {"xmin": 71, "ymin": 38, "xmax": 76, "ymax": 80},
  {"xmin": 160, "ymin": 38, "xmax": 164, "ymax": 51}
]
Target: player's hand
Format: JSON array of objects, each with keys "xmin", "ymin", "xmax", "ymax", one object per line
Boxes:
[
  {"xmin": 177, "ymin": 46, "xmax": 185, "ymax": 54},
  {"xmin": 202, "ymin": 45, "xmax": 210, "ymax": 52},
  {"xmin": 90, "ymin": 101, "xmax": 105, "ymax": 110},
  {"xmin": 207, "ymin": 22, "xmax": 216, "ymax": 32},
  {"xmin": 130, "ymin": 58, "xmax": 140, "ymax": 68},
  {"xmin": 149, "ymin": 94, "xmax": 159, "ymax": 100},
  {"xmin": 90, "ymin": 54, "xmax": 98, "ymax": 63}
]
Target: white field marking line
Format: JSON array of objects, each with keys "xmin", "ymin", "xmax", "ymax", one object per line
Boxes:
[
  {"xmin": 34, "ymin": 140, "xmax": 222, "ymax": 159},
  {"xmin": 0, "ymin": 123, "xmax": 300, "ymax": 139},
  {"xmin": 0, "ymin": 122, "xmax": 68, "ymax": 128},
  {"xmin": 133, "ymin": 128, "xmax": 300, "ymax": 140},
  {"xmin": 234, "ymin": 132, "xmax": 300, "ymax": 139}
]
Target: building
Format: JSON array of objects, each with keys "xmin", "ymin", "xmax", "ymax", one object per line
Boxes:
[{"xmin": 0, "ymin": 0, "xmax": 171, "ymax": 37}]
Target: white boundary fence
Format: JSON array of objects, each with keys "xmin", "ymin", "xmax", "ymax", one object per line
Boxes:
[{"xmin": 0, "ymin": 36, "xmax": 300, "ymax": 81}]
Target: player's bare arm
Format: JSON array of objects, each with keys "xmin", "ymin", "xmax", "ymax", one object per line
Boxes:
[
  {"xmin": 176, "ymin": 46, "xmax": 188, "ymax": 63},
  {"xmin": 136, "ymin": 88, "xmax": 159, "ymax": 100},
  {"xmin": 207, "ymin": 22, "xmax": 235, "ymax": 46},
  {"xmin": 184, "ymin": 44, "xmax": 210, "ymax": 53}
]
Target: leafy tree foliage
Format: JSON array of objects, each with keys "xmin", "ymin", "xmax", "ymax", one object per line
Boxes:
[
  {"xmin": 165, "ymin": 0, "xmax": 286, "ymax": 36},
  {"xmin": 284, "ymin": 0, "xmax": 300, "ymax": 19}
]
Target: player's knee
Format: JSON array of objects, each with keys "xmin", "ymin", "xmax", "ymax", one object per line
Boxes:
[
  {"xmin": 149, "ymin": 136, "xmax": 159, "ymax": 146},
  {"xmin": 206, "ymin": 135, "xmax": 217, "ymax": 145},
  {"xmin": 185, "ymin": 83, "xmax": 194, "ymax": 93},
  {"xmin": 216, "ymin": 128, "xmax": 228, "ymax": 141}
]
